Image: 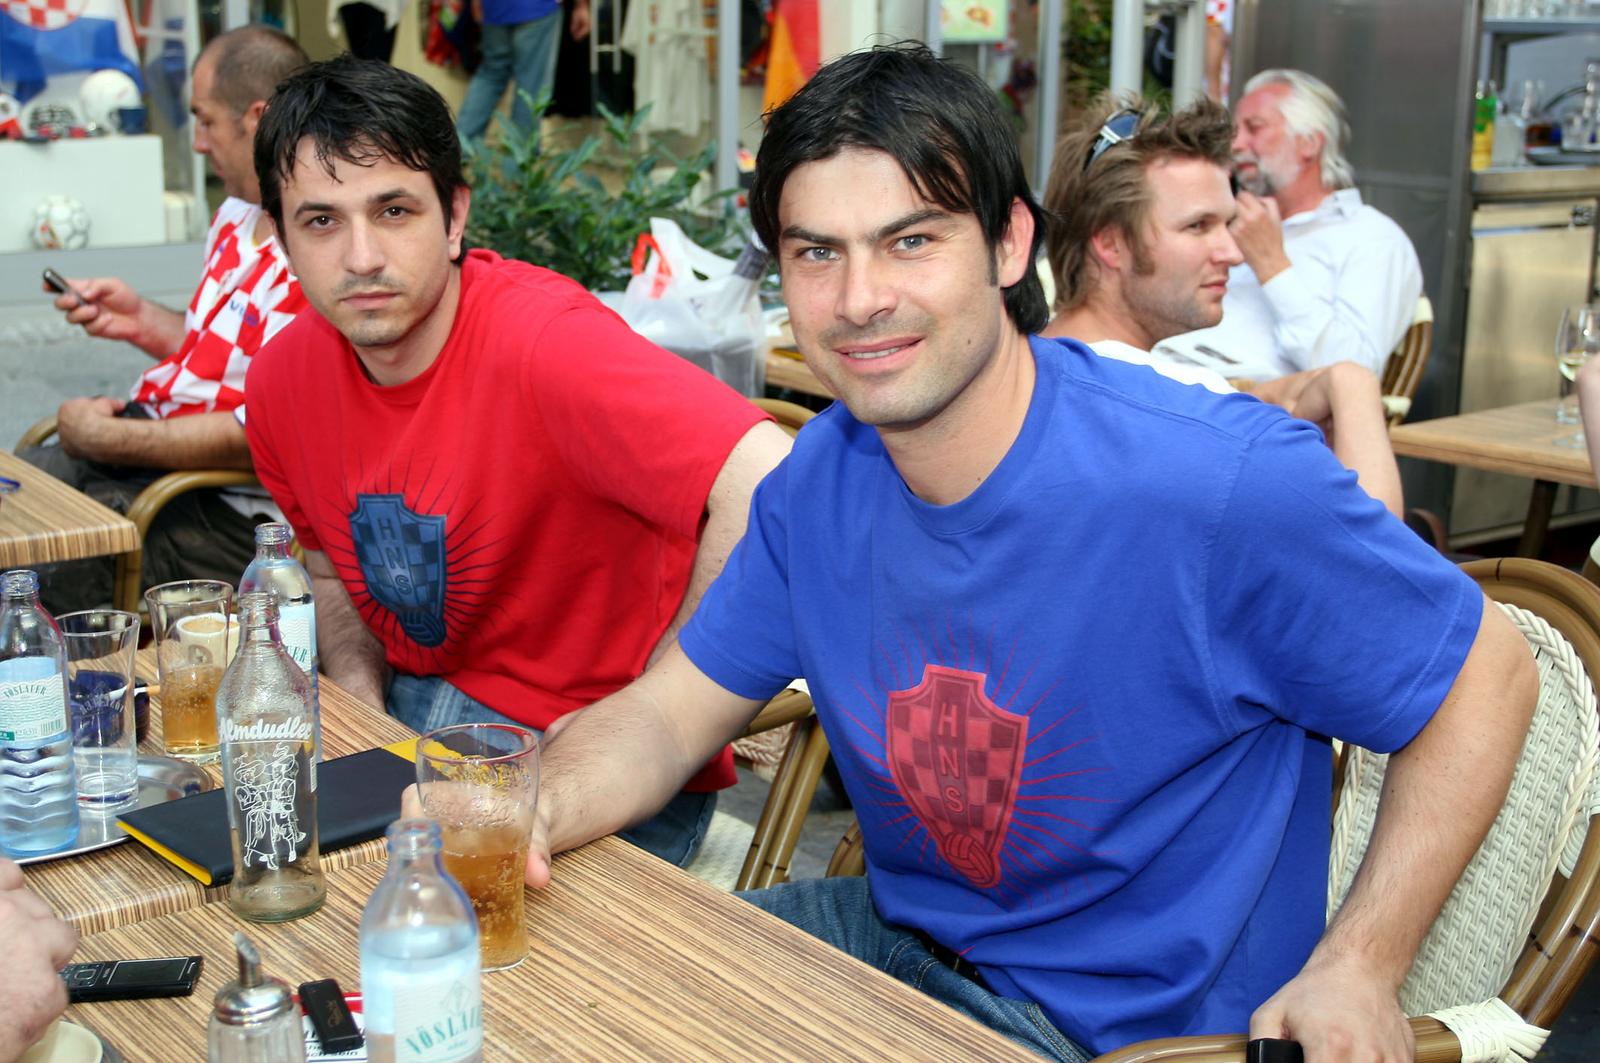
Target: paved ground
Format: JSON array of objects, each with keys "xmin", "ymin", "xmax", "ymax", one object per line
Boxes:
[{"xmin": 0, "ymin": 296, "xmax": 191, "ymax": 450}]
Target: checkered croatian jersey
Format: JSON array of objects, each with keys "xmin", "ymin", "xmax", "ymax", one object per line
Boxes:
[{"xmin": 132, "ymin": 198, "xmax": 305, "ymax": 419}]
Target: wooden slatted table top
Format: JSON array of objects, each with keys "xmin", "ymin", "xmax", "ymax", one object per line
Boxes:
[
  {"xmin": 67, "ymin": 842, "xmax": 1034, "ymax": 1061},
  {"xmin": 1389, "ymin": 398, "xmax": 1598, "ymax": 489},
  {"xmin": 22, "ymin": 649, "xmax": 416, "ymax": 934},
  {"xmin": 767, "ymin": 349, "xmax": 833, "ymax": 400},
  {"xmin": 0, "ymin": 450, "xmax": 140, "ymax": 567}
]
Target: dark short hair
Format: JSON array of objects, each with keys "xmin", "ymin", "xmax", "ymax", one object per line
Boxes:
[
  {"xmin": 254, "ymin": 55, "xmax": 466, "ymax": 236},
  {"xmin": 199, "ymin": 25, "xmax": 307, "ymax": 117},
  {"xmin": 1044, "ymin": 92, "xmax": 1234, "ymax": 312},
  {"xmin": 749, "ymin": 42, "xmax": 1050, "ymax": 334}
]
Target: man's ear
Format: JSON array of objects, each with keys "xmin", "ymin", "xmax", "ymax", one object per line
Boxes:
[
  {"xmin": 1295, "ymin": 130, "xmax": 1325, "ymax": 171},
  {"xmin": 1089, "ymin": 224, "xmax": 1128, "ymax": 274},
  {"xmin": 447, "ymin": 184, "xmax": 472, "ymax": 259},
  {"xmin": 995, "ymin": 197, "xmax": 1035, "ymax": 289},
  {"xmin": 241, "ymin": 98, "xmax": 268, "ymax": 138}
]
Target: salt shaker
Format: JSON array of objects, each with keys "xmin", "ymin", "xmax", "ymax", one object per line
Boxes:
[{"xmin": 206, "ymin": 931, "xmax": 307, "ymax": 1063}]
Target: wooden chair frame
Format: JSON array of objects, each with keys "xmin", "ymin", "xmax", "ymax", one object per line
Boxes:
[{"xmin": 1381, "ymin": 296, "xmax": 1434, "ymax": 427}]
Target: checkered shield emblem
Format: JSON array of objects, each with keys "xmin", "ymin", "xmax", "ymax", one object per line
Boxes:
[
  {"xmin": 349, "ymin": 494, "xmax": 448, "ymax": 648},
  {"xmin": 886, "ymin": 664, "xmax": 1027, "ymax": 888}
]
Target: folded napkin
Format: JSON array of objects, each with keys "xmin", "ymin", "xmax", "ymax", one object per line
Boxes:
[{"xmin": 119, "ymin": 739, "xmax": 419, "ymax": 886}]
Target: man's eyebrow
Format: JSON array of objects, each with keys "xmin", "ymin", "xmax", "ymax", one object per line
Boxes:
[
  {"xmin": 292, "ymin": 188, "xmax": 420, "ymax": 217},
  {"xmin": 780, "ymin": 208, "xmax": 955, "ymax": 247}
]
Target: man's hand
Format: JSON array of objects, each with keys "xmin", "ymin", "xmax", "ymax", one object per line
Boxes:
[
  {"xmin": 570, "ymin": 0, "xmax": 590, "ymax": 40},
  {"xmin": 55, "ymin": 396, "xmax": 127, "ymax": 460},
  {"xmin": 398, "ymin": 781, "xmax": 554, "ymax": 889},
  {"xmin": 49, "ymin": 275, "xmax": 186, "ymax": 360},
  {"xmin": 0, "ymin": 859, "xmax": 78, "ymax": 1063},
  {"xmin": 1249, "ymin": 950, "xmax": 1413, "ymax": 1063},
  {"xmin": 1230, "ymin": 192, "xmax": 1291, "ymax": 285}
]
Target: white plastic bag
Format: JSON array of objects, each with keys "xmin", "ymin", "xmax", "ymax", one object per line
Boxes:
[{"xmin": 616, "ymin": 218, "xmax": 767, "ymax": 397}]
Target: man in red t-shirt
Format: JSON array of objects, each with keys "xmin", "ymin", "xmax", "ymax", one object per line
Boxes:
[
  {"xmin": 26, "ymin": 26, "xmax": 309, "ymax": 611},
  {"xmin": 246, "ymin": 57, "xmax": 792, "ymax": 865}
]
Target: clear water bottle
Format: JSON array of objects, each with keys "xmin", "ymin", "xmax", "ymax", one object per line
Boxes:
[
  {"xmin": 0, "ymin": 570, "xmax": 79, "ymax": 856},
  {"xmin": 361, "ymin": 818, "xmax": 483, "ymax": 1063},
  {"xmin": 216, "ymin": 593, "xmax": 325, "ymax": 922},
  {"xmin": 238, "ymin": 523, "xmax": 320, "ymax": 763}
]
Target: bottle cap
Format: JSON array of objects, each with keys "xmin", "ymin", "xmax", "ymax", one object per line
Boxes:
[{"xmin": 212, "ymin": 932, "xmax": 297, "ymax": 1028}]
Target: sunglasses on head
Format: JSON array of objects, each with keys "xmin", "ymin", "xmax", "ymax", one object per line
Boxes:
[{"xmin": 1083, "ymin": 109, "xmax": 1141, "ymax": 173}]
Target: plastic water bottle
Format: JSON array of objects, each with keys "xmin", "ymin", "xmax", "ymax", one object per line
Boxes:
[
  {"xmin": 239, "ymin": 522, "xmax": 319, "ymax": 763},
  {"xmin": 216, "ymin": 593, "xmax": 324, "ymax": 922},
  {"xmin": 0, "ymin": 570, "xmax": 79, "ymax": 855},
  {"xmin": 361, "ymin": 818, "xmax": 484, "ymax": 1063}
]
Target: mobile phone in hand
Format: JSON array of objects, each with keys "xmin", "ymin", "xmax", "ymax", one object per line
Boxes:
[{"xmin": 41, "ymin": 267, "xmax": 90, "ymax": 308}]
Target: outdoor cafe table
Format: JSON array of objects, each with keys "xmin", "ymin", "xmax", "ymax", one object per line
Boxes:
[
  {"xmin": 22, "ymin": 648, "xmax": 417, "ymax": 935},
  {"xmin": 65, "ymin": 844, "xmax": 1037, "ymax": 1061},
  {"xmin": 1388, "ymin": 397, "xmax": 1598, "ymax": 557},
  {"xmin": 0, "ymin": 450, "xmax": 138, "ymax": 568}
]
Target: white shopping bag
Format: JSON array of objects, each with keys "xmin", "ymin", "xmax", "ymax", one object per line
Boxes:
[{"xmin": 616, "ymin": 218, "xmax": 767, "ymax": 397}]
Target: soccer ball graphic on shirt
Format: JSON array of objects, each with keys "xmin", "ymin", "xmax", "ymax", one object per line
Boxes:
[{"xmin": 31, "ymin": 195, "xmax": 91, "ymax": 251}]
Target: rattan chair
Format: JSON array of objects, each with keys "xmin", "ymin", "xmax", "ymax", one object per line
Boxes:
[
  {"xmin": 15, "ymin": 414, "xmax": 261, "ymax": 613},
  {"xmin": 1381, "ymin": 296, "xmax": 1434, "ymax": 427},
  {"xmin": 827, "ymin": 558, "xmax": 1600, "ymax": 1063}
]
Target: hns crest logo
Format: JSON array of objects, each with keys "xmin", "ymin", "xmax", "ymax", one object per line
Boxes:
[
  {"xmin": 349, "ymin": 494, "xmax": 447, "ymax": 647},
  {"xmin": 886, "ymin": 664, "xmax": 1027, "ymax": 888}
]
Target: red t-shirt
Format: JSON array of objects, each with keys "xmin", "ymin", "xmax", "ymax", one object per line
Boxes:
[{"xmin": 246, "ymin": 250, "xmax": 767, "ymax": 790}]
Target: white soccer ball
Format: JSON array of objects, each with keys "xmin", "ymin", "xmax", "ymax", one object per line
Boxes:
[
  {"xmin": 79, "ymin": 69, "xmax": 142, "ymax": 131},
  {"xmin": 31, "ymin": 195, "xmax": 91, "ymax": 251}
]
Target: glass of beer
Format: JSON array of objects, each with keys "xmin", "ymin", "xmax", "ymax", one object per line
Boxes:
[
  {"xmin": 144, "ymin": 580, "xmax": 235, "ymax": 764},
  {"xmin": 416, "ymin": 723, "xmax": 538, "ymax": 972}
]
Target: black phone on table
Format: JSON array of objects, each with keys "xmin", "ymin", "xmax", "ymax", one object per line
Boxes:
[{"xmin": 61, "ymin": 955, "xmax": 203, "ymax": 1002}]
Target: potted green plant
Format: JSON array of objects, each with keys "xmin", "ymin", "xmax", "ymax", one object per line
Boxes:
[{"xmin": 464, "ymin": 95, "xmax": 743, "ymax": 292}]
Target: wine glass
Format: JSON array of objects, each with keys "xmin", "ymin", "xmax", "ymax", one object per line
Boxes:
[{"xmin": 1555, "ymin": 303, "xmax": 1600, "ymax": 446}]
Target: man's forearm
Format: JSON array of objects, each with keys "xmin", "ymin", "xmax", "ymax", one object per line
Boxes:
[
  {"xmin": 133, "ymin": 302, "xmax": 188, "ymax": 361},
  {"xmin": 1323, "ymin": 364, "xmax": 1403, "ymax": 517},
  {"xmin": 60, "ymin": 410, "xmax": 252, "ymax": 470},
  {"xmin": 541, "ymin": 645, "xmax": 761, "ymax": 854},
  {"xmin": 309, "ymin": 563, "xmax": 389, "ymax": 710},
  {"xmin": 1313, "ymin": 599, "xmax": 1536, "ymax": 984}
]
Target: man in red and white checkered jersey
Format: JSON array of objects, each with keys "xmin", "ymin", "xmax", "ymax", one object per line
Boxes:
[{"xmin": 22, "ymin": 26, "xmax": 309, "ymax": 611}]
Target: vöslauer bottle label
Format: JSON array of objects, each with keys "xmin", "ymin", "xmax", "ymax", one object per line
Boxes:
[
  {"xmin": 0, "ymin": 675, "xmax": 68, "ymax": 742},
  {"xmin": 276, "ymin": 603, "xmax": 316, "ymax": 675},
  {"xmin": 393, "ymin": 976, "xmax": 483, "ymax": 1062}
]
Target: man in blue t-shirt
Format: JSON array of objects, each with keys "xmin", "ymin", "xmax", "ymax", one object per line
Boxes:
[
  {"xmin": 517, "ymin": 45, "xmax": 1536, "ymax": 1062},
  {"xmin": 457, "ymin": 0, "xmax": 589, "ymax": 142}
]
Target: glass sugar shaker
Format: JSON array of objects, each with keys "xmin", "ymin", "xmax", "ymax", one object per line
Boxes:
[{"xmin": 207, "ymin": 931, "xmax": 306, "ymax": 1063}]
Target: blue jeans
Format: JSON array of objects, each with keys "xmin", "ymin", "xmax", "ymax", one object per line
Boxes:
[
  {"xmin": 387, "ymin": 673, "xmax": 716, "ymax": 867},
  {"xmin": 737, "ymin": 877, "xmax": 1089, "ymax": 1062},
  {"xmin": 456, "ymin": 8, "xmax": 561, "ymax": 141}
]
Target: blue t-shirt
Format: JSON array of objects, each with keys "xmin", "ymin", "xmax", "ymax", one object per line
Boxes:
[
  {"xmin": 681, "ymin": 336, "xmax": 1482, "ymax": 1054},
  {"xmin": 480, "ymin": 0, "xmax": 558, "ymax": 26}
]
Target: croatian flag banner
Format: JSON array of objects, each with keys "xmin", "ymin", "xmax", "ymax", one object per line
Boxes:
[{"xmin": 0, "ymin": 0, "xmax": 144, "ymax": 104}]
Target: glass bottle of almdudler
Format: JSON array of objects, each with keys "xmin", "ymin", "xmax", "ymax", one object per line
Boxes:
[{"xmin": 216, "ymin": 592, "xmax": 325, "ymax": 921}]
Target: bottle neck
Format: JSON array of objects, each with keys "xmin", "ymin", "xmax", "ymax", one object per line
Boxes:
[
  {"xmin": 253, "ymin": 523, "xmax": 292, "ymax": 562},
  {"xmin": 385, "ymin": 818, "xmax": 445, "ymax": 872},
  {"xmin": 1, "ymin": 570, "xmax": 40, "ymax": 601},
  {"xmin": 236, "ymin": 593, "xmax": 281, "ymax": 648}
]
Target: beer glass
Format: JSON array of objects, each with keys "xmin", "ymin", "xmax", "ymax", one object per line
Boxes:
[
  {"xmin": 416, "ymin": 723, "xmax": 538, "ymax": 972},
  {"xmin": 144, "ymin": 580, "xmax": 235, "ymax": 764},
  {"xmin": 57, "ymin": 610, "xmax": 140, "ymax": 808}
]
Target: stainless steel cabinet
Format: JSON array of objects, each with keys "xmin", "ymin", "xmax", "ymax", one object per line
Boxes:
[{"xmin": 1453, "ymin": 198, "xmax": 1598, "ymax": 536}]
